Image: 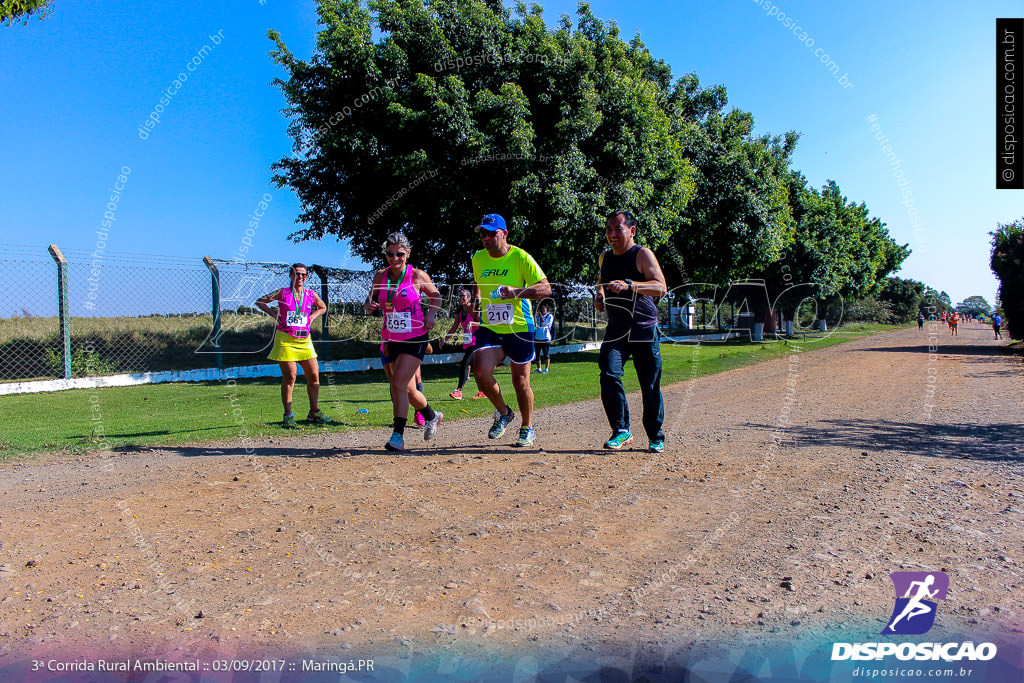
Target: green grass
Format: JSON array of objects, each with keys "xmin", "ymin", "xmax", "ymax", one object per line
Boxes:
[{"xmin": 0, "ymin": 323, "xmax": 903, "ymax": 459}]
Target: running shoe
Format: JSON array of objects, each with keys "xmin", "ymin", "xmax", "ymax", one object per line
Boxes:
[
  {"xmin": 449, "ymin": 389, "xmax": 463, "ymax": 399},
  {"xmin": 415, "ymin": 411, "xmax": 426, "ymax": 427},
  {"xmin": 307, "ymin": 409, "xmax": 334, "ymax": 425},
  {"xmin": 513, "ymin": 426, "xmax": 535, "ymax": 448},
  {"xmin": 282, "ymin": 413, "xmax": 298, "ymax": 428},
  {"xmin": 423, "ymin": 412, "xmax": 443, "ymax": 440},
  {"xmin": 384, "ymin": 432, "xmax": 405, "ymax": 451},
  {"xmin": 649, "ymin": 439, "xmax": 666, "ymax": 453},
  {"xmin": 604, "ymin": 430, "xmax": 634, "ymax": 450},
  {"xmin": 472, "ymin": 391, "xmax": 487, "ymax": 399},
  {"xmin": 488, "ymin": 407, "xmax": 515, "ymax": 439}
]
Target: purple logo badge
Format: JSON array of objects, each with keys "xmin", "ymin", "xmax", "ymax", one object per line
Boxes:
[{"xmin": 882, "ymin": 571, "xmax": 949, "ymax": 635}]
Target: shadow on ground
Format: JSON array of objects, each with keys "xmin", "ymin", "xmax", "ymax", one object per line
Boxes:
[
  {"xmin": 859, "ymin": 344, "xmax": 1013, "ymax": 359},
  {"xmin": 746, "ymin": 418, "xmax": 1023, "ymax": 463}
]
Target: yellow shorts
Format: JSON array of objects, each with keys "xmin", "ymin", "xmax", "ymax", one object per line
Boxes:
[{"xmin": 267, "ymin": 329, "xmax": 317, "ymax": 363}]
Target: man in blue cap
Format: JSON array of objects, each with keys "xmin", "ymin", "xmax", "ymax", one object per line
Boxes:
[{"xmin": 471, "ymin": 213, "xmax": 552, "ymax": 447}]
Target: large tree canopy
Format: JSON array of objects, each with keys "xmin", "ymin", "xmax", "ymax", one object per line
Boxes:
[
  {"xmin": 664, "ymin": 92, "xmax": 798, "ymax": 286},
  {"xmin": 955, "ymin": 295, "xmax": 992, "ymax": 318},
  {"xmin": 878, "ymin": 277, "xmax": 925, "ymax": 323},
  {"xmin": 269, "ymin": 0, "xmax": 694, "ymax": 284},
  {"xmin": 757, "ymin": 174, "xmax": 908, "ymax": 321},
  {"xmin": 921, "ymin": 286, "xmax": 953, "ymax": 317},
  {"xmin": 269, "ymin": 0, "xmax": 913, "ymax": 309}
]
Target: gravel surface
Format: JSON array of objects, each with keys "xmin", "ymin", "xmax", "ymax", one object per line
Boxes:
[{"xmin": 1, "ymin": 322, "xmax": 1022, "ymax": 668}]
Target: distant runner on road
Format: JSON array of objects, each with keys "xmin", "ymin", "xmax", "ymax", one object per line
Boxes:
[{"xmin": 993, "ymin": 314, "xmax": 1003, "ymax": 340}]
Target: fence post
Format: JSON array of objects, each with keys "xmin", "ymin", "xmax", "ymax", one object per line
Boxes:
[
  {"xmin": 311, "ymin": 264, "xmax": 330, "ymax": 361},
  {"xmin": 203, "ymin": 256, "xmax": 222, "ymax": 369},
  {"xmin": 48, "ymin": 244, "xmax": 72, "ymax": 379}
]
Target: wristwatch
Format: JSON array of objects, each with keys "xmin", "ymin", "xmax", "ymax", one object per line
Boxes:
[{"xmin": 624, "ymin": 279, "xmax": 634, "ymax": 291}]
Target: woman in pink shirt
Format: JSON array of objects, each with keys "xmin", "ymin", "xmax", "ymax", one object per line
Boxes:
[
  {"xmin": 442, "ymin": 288, "xmax": 484, "ymax": 399},
  {"xmin": 364, "ymin": 233, "xmax": 443, "ymax": 451},
  {"xmin": 256, "ymin": 263, "xmax": 333, "ymax": 427}
]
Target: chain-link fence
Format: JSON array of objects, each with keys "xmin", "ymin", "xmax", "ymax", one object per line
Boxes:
[
  {"xmin": 0, "ymin": 247, "xmax": 60, "ymax": 381},
  {"xmin": 1, "ymin": 245, "xmax": 623, "ymax": 383},
  {"xmin": 67, "ymin": 251, "xmax": 213, "ymax": 377},
  {"xmin": 0, "ymin": 246, "xmax": 381, "ymax": 382}
]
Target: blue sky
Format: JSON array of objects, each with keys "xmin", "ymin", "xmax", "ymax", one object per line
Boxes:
[{"xmin": 2, "ymin": 0, "xmax": 1019, "ymax": 310}]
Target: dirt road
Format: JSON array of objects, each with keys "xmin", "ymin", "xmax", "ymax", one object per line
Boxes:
[{"xmin": 1, "ymin": 322, "xmax": 1022, "ymax": 678}]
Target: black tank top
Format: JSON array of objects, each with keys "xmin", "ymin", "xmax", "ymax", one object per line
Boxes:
[{"xmin": 600, "ymin": 244, "xmax": 659, "ymax": 337}]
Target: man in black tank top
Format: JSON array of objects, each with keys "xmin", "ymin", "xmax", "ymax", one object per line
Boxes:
[{"xmin": 595, "ymin": 211, "xmax": 668, "ymax": 452}]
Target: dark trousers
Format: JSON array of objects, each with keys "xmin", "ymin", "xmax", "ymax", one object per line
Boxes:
[
  {"xmin": 535, "ymin": 340, "xmax": 550, "ymax": 364},
  {"xmin": 599, "ymin": 332, "xmax": 664, "ymax": 442},
  {"xmin": 457, "ymin": 348, "xmax": 474, "ymax": 390}
]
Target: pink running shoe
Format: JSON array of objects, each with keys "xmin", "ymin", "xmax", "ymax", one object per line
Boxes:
[
  {"xmin": 415, "ymin": 411, "xmax": 426, "ymax": 427},
  {"xmin": 472, "ymin": 391, "xmax": 487, "ymax": 399},
  {"xmin": 449, "ymin": 389, "xmax": 463, "ymax": 399}
]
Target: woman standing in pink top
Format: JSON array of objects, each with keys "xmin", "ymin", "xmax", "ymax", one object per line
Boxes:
[
  {"xmin": 364, "ymin": 232, "xmax": 443, "ymax": 451},
  {"xmin": 256, "ymin": 263, "xmax": 333, "ymax": 427}
]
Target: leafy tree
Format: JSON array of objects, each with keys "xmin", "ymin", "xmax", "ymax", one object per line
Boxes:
[
  {"xmin": 990, "ymin": 217, "xmax": 1024, "ymax": 338},
  {"xmin": 662, "ymin": 86, "xmax": 797, "ymax": 285},
  {"xmin": 955, "ymin": 295, "xmax": 991, "ymax": 319},
  {"xmin": 268, "ymin": 0, "xmax": 905, "ymax": 314},
  {"xmin": 761, "ymin": 175, "xmax": 908, "ymax": 326},
  {"xmin": 1, "ymin": 0, "xmax": 53, "ymax": 26},
  {"xmin": 920, "ymin": 286, "xmax": 953, "ymax": 318},
  {"xmin": 843, "ymin": 297, "xmax": 894, "ymax": 324},
  {"xmin": 268, "ymin": 0, "xmax": 694, "ymax": 284},
  {"xmin": 878, "ymin": 277, "xmax": 925, "ymax": 323}
]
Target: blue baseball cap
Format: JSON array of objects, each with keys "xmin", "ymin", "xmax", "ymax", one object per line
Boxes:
[{"xmin": 475, "ymin": 213, "xmax": 507, "ymax": 233}]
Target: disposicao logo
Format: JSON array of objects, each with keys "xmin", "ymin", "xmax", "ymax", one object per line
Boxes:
[
  {"xmin": 883, "ymin": 571, "xmax": 948, "ymax": 635},
  {"xmin": 830, "ymin": 570, "xmax": 997, "ymax": 663}
]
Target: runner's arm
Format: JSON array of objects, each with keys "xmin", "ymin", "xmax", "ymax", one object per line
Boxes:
[
  {"xmin": 632, "ymin": 247, "xmax": 668, "ymax": 297},
  {"xmin": 255, "ymin": 289, "xmax": 281, "ymax": 317},
  {"xmin": 364, "ymin": 271, "xmax": 383, "ymax": 313},
  {"xmin": 414, "ymin": 269, "xmax": 442, "ymax": 330},
  {"xmin": 594, "ymin": 252, "xmax": 605, "ymax": 313},
  {"xmin": 310, "ymin": 292, "xmax": 327, "ymax": 322},
  {"xmin": 501, "ymin": 279, "xmax": 551, "ymax": 300}
]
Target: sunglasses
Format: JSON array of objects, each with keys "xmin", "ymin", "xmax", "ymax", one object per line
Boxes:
[
  {"xmin": 293, "ymin": 271, "xmax": 308, "ymax": 277},
  {"xmin": 386, "ymin": 251, "xmax": 406, "ymax": 258}
]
